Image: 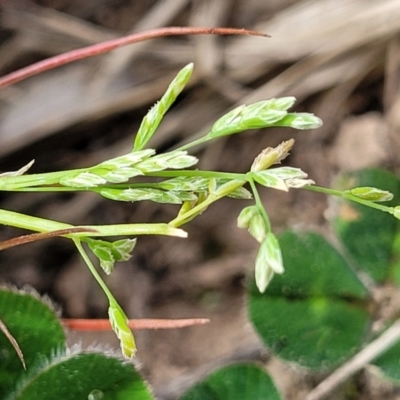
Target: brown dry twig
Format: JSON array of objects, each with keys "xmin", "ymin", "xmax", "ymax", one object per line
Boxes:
[
  {"xmin": 305, "ymin": 319, "xmax": 400, "ymax": 400},
  {"xmin": 0, "ymin": 318, "xmax": 25, "ymax": 369},
  {"xmin": 0, "ymin": 27, "xmax": 268, "ymax": 89},
  {"xmin": 0, "ymin": 228, "xmax": 98, "ymax": 251}
]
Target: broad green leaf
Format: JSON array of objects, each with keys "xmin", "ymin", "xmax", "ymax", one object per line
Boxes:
[
  {"xmin": 248, "ymin": 230, "xmax": 370, "ymax": 370},
  {"xmin": 332, "ymin": 169, "xmax": 400, "ymax": 282},
  {"xmin": 9, "ymin": 353, "xmax": 153, "ymax": 400},
  {"xmin": 180, "ymin": 363, "xmax": 281, "ymax": 400},
  {"xmin": 0, "ymin": 287, "xmax": 66, "ymax": 398}
]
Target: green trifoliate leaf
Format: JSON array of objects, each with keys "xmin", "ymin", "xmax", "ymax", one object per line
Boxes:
[
  {"xmin": 87, "ymin": 238, "xmax": 136, "ymax": 274},
  {"xmin": 273, "ymin": 112, "xmax": 323, "ymax": 130},
  {"xmin": 346, "ymin": 187, "xmax": 394, "ymax": 202},
  {"xmin": 255, "ymin": 233, "xmax": 284, "ymax": 293},
  {"xmin": 134, "ymin": 63, "xmax": 193, "ymax": 151},
  {"xmin": 208, "ymin": 97, "xmax": 296, "ymax": 139},
  {"xmin": 109, "ymin": 302, "xmax": 136, "ymax": 358}
]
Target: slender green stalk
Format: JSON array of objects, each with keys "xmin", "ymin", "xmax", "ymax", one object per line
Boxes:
[
  {"xmin": 73, "ymin": 239, "xmax": 116, "ymax": 301},
  {"xmin": 0, "ymin": 169, "xmax": 87, "ymax": 190},
  {"xmin": 169, "ymin": 180, "xmax": 246, "ymax": 227},
  {"xmin": 305, "ymin": 185, "xmax": 394, "ymax": 214},
  {"xmin": 2, "ymin": 170, "xmax": 246, "ymax": 193},
  {"xmin": 0, "ymin": 209, "xmax": 187, "ymax": 238},
  {"xmin": 248, "ymin": 176, "xmax": 272, "ymax": 232}
]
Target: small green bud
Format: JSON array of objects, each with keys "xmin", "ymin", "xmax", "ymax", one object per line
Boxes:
[
  {"xmin": 255, "ymin": 240, "xmax": 274, "ymax": 293},
  {"xmin": 109, "ymin": 303, "xmax": 136, "ymax": 358},
  {"xmin": 163, "ymin": 152, "xmax": 198, "ymax": 169},
  {"xmin": 134, "ymin": 63, "xmax": 193, "ymax": 151},
  {"xmin": 98, "ymin": 150, "xmax": 155, "ymax": 169},
  {"xmin": 60, "ymin": 172, "xmax": 107, "ymax": 187},
  {"xmin": 252, "ymin": 171, "xmax": 288, "ymax": 191},
  {"xmin": 252, "ymin": 167, "xmax": 313, "ymax": 191},
  {"xmin": 237, "ymin": 206, "xmax": 268, "ymax": 243},
  {"xmin": 347, "ymin": 187, "xmax": 394, "ymax": 202},
  {"xmin": 87, "ymin": 238, "xmax": 136, "ymax": 274},
  {"xmin": 265, "ymin": 232, "xmax": 284, "ymax": 274},
  {"xmin": 392, "ymin": 206, "xmax": 400, "ymax": 220},
  {"xmin": 255, "ymin": 233, "xmax": 284, "ymax": 293},
  {"xmin": 237, "ymin": 205, "xmax": 258, "ymax": 229},
  {"xmin": 251, "ymin": 139, "xmax": 295, "ymax": 172},
  {"xmin": 158, "ymin": 176, "xmax": 209, "ymax": 192},
  {"xmin": 227, "ymin": 186, "xmax": 252, "ymax": 200},
  {"xmin": 208, "ymin": 97, "xmax": 296, "ymax": 139},
  {"xmin": 213, "ymin": 179, "xmax": 246, "ymax": 197},
  {"xmin": 274, "ymin": 113, "xmax": 323, "ymax": 130}
]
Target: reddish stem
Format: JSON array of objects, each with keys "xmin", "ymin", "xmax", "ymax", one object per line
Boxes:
[
  {"xmin": 62, "ymin": 318, "xmax": 210, "ymax": 331},
  {"xmin": 0, "ymin": 27, "xmax": 268, "ymax": 90},
  {"xmin": 0, "ymin": 227, "xmax": 97, "ymax": 251}
]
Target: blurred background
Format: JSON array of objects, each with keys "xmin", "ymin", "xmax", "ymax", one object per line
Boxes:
[{"xmin": 1, "ymin": 0, "xmax": 400, "ymax": 398}]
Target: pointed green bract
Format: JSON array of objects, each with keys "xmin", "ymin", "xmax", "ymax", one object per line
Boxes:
[
  {"xmin": 109, "ymin": 302, "xmax": 136, "ymax": 358},
  {"xmin": 207, "ymin": 98, "xmax": 296, "ymax": 139},
  {"xmin": 346, "ymin": 186, "xmax": 394, "ymax": 202},
  {"xmin": 134, "ymin": 63, "xmax": 194, "ymax": 151},
  {"xmin": 273, "ymin": 112, "xmax": 322, "ymax": 130},
  {"xmin": 87, "ymin": 238, "xmax": 137, "ymax": 274}
]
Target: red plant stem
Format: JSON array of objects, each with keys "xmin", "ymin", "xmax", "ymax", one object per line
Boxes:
[
  {"xmin": 0, "ymin": 27, "xmax": 268, "ymax": 90},
  {"xmin": 62, "ymin": 318, "xmax": 210, "ymax": 331}
]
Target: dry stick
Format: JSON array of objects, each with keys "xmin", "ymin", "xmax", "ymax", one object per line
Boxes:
[
  {"xmin": 0, "ymin": 228, "xmax": 97, "ymax": 251},
  {"xmin": 0, "ymin": 27, "xmax": 268, "ymax": 89},
  {"xmin": 0, "ymin": 318, "xmax": 25, "ymax": 369},
  {"xmin": 305, "ymin": 319, "xmax": 400, "ymax": 400},
  {"xmin": 62, "ymin": 318, "xmax": 210, "ymax": 331}
]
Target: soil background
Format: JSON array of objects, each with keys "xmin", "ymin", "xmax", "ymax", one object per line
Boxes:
[{"xmin": 1, "ymin": 1, "xmax": 400, "ymax": 399}]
